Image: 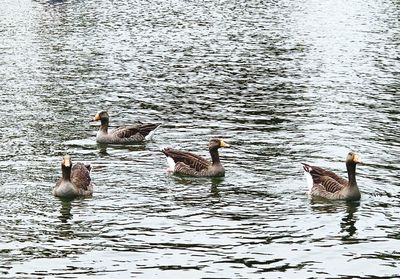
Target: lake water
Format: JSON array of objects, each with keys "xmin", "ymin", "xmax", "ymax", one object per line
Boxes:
[{"xmin": 0, "ymin": 0, "xmax": 399, "ymax": 278}]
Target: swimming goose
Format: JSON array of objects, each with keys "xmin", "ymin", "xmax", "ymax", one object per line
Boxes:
[
  {"xmin": 162, "ymin": 138, "xmax": 230, "ymax": 177},
  {"xmin": 302, "ymin": 152, "xmax": 362, "ymax": 201},
  {"xmin": 53, "ymin": 155, "xmax": 94, "ymax": 198},
  {"xmin": 92, "ymin": 111, "xmax": 161, "ymax": 144}
]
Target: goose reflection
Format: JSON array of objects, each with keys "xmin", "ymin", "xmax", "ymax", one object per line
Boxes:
[
  {"xmin": 171, "ymin": 176, "xmax": 224, "ymax": 207},
  {"xmin": 310, "ymin": 200, "xmax": 360, "ymax": 242},
  {"xmin": 57, "ymin": 200, "xmax": 75, "ymax": 239},
  {"xmin": 97, "ymin": 143, "xmax": 109, "ymax": 156},
  {"xmin": 309, "ymin": 199, "xmax": 343, "ymax": 214},
  {"xmin": 96, "ymin": 142, "xmax": 146, "ymax": 156},
  {"xmin": 58, "ymin": 200, "xmax": 73, "ymax": 223},
  {"xmin": 210, "ymin": 177, "xmax": 223, "ymax": 200},
  {"xmin": 172, "ymin": 176, "xmax": 223, "ymax": 196},
  {"xmin": 340, "ymin": 201, "xmax": 360, "ymax": 241}
]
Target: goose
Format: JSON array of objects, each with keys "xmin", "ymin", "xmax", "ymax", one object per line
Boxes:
[
  {"xmin": 162, "ymin": 138, "xmax": 230, "ymax": 177},
  {"xmin": 91, "ymin": 111, "xmax": 161, "ymax": 144},
  {"xmin": 53, "ymin": 155, "xmax": 94, "ymax": 198},
  {"xmin": 302, "ymin": 152, "xmax": 362, "ymax": 201}
]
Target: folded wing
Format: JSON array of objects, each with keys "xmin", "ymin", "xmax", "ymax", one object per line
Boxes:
[
  {"xmin": 112, "ymin": 123, "xmax": 160, "ymax": 140},
  {"xmin": 162, "ymin": 148, "xmax": 210, "ymax": 171},
  {"xmin": 303, "ymin": 163, "xmax": 347, "ymax": 184},
  {"xmin": 71, "ymin": 163, "xmax": 92, "ymax": 191}
]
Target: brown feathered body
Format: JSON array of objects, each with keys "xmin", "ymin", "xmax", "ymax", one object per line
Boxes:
[
  {"xmin": 302, "ymin": 152, "xmax": 361, "ymax": 201},
  {"xmin": 162, "ymin": 139, "xmax": 230, "ymax": 177},
  {"xmin": 93, "ymin": 111, "xmax": 160, "ymax": 144},
  {"xmin": 53, "ymin": 156, "xmax": 94, "ymax": 198}
]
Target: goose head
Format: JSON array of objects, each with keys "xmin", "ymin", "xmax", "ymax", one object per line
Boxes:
[
  {"xmin": 346, "ymin": 152, "xmax": 362, "ymax": 164},
  {"xmin": 60, "ymin": 154, "xmax": 73, "ymax": 181},
  {"xmin": 208, "ymin": 138, "xmax": 230, "ymax": 151},
  {"xmin": 62, "ymin": 154, "xmax": 72, "ymax": 168},
  {"xmin": 92, "ymin": 111, "xmax": 109, "ymax": 122}
]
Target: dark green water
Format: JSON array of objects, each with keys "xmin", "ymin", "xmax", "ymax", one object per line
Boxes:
[{"xmin": 0, "ymin": 0, "xmax": 399, "ymax": 278}]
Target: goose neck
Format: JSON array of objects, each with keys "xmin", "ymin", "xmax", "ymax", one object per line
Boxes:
[
  {"xmin": 346, "ymin": 161, "xmax": 357, "ymax": 187},
  {"xmin": 99, "ymin": 118, "xmax": 109, "ymax": 133},
  {"xmin": 62, "ymin": 165, "xmax": 72, "ymax": 182},
  {"xmin": 210, "ymin": 148, "xmax": 221, "ymax": 165}
]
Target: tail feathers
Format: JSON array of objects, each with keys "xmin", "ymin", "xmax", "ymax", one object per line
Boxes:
[
  {"xmin": 302, "ymin": 163, "xmax": 311, "ymax": 173},
  {"xmin": 302, "ymin": 163, "xmax": 314, "ymax": 193},
  {"xmin": 160, "ymin": 147, "xmax": 176, "ymax": 172},
  {"xmin": 144, "ymin": 123, "xmax": 162, "ymax": 140},
  {"xmin": 85, "ymin": 164, "xmax": 92, "ymax": 173},
  {"xmin": 166, "ymin": 156, "xmax": 176, "ymax": 171},
  {"xmin": 160, "ymin": 146, "xmax": 171, "ymax": 156}
]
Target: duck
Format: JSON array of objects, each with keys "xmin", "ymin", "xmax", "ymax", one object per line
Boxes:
[
  {"xmin": 302, "ymin": 152, "xmax": 362, "ymax": 201},
  {"xmin": 162, "ymin": 138, "xmax": 230, "ymax": 177},
  {"xmin": 53, "ymin": 155, "xmax": 94, "ymax": 198},
  {"xmin": 91, "ymin": 111, "xmax": 161, "ymax": 144}
]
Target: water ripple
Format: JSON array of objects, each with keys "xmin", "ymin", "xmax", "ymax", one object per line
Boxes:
[{"xmin": 0, "ymin": 0, "xmax": 399, "ymax": 278}]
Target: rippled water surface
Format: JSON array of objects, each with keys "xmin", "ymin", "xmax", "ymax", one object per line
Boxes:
[{"xmin": 1, "ymin": 0, "xmax": 399, "ymax": 278}]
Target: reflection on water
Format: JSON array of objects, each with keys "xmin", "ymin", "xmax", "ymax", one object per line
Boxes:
[
  {"xmin": 210, "ymin": 177, "xmax": 223, "ymax": 200},
  {"xmin": 96, "ymin": 142, "xmax": 147, "ymax": 156},
  {"xmin": 310, "ymin": 197, "xmax": 360, "ymax": 241},
  {"xmin": 0, "ymin": 0, "xmax": 399, "ymax": 278},
  {"xmin": 58, "ymin": 200, "xmax": 73, "ymax": 223},
  {"xmin": 56, "ymin": 200, "xmax": 74, "ymax": 239},
  {"xmin": 340, "ymin": 202, "xmax": 359, "ymax": 241}
]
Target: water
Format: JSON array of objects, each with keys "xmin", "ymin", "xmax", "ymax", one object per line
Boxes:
[{"xmin": 0, "ymin": 0, "xmax": 399, "ymax": 278}]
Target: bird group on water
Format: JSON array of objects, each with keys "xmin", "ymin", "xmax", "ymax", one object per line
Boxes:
[{"xmin": 54, "ymin": 111, "xmax": 363, "ymax": 202}]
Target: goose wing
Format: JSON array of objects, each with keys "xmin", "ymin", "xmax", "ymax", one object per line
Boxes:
[
  {"xmin": 71, "ymin": 163, "xmax": 92, "ymax": 190},
  {"xmin": 302, "ymin": 163, "xmax": 348, "ymax": 185},
  {"xmin": 162, "ymin": 148, "xmax": 211, "ymax": 171},
  {"xmin": 112, "ymin": 123, "xmax": 160, "ymax": 139},
  {"xmin": 174, "ymin": 162, "xmax": 204, "ymax": 176},
  {"xmin": 314, "ymin": 175, "xmax": 346, "ymax": 193}
]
